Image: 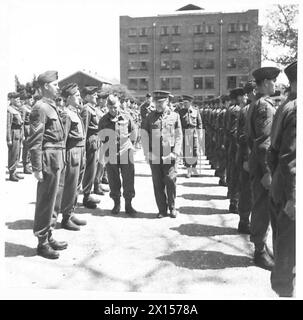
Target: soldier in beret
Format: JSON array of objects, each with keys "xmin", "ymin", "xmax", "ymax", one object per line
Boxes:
[
  {"xmin": 7, "ymin": 92, "xmax": 24, "ymax": 181},
  {"xmin": 269, "ymin": 61, "xmax": 296, "ymax": 297},
  {"xmin": 27, "ymin": 70, "xmax": 67, "ymax": 259},
  {"xmin": 177, "ymin": 94, "xmax": 203, "ymax": 178},
  {"xmin": 57, "ymin": 83, "xmax": 87, "ymax": 231},
  {"xmin": 80, "ymin": 86, "xmax": 102, "ymax": 209},
  {"xmin": 246, "ymin": 66, "xmax": 280, "ymax": 270},
  {"xmin": 141, "ymin": 90, "xmax": 183, "ymax": 218},
  {"xmin": 99, "ymin": 95, "xmax": 138, "ymax": 216}
]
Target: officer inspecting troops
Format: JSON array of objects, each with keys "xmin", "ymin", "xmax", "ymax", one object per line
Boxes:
[
  {"xmin": 99, "ymin": 94, "xmax": 137, "ymax": 216},
  {"xmin": 7, "ymin": 92, "xmax": 24, "ymax": 181},
  {"xmin": 246, "ymin": 66, "xmax": 280, "ymax": 270},
  {"xmin": 177, "ymin": 94, "xmax": 203, "ymax": 178},
  {"xmin": 27, "ymin": 70, "xmax": 68, "ymax": 259},
  {"xmin": 269, "ymin": 61, "xmax": 296, "ymax": 297},
  {"xmin": 141, "ymin": 90, "xmax": 182, "ymax": 218},
  {"xmin": 80, "ymin": 86, "xmax": 102, "ymax": 209}
]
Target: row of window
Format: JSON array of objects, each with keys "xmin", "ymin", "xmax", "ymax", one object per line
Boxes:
[
  {"xmin": 128, "ymin": 23, "xmax": 249, "ymax": 37},
  {"xmin": 127, "ymin": 75, "xmax": 249, "ymax": 91},
  {"xmin": 128, "ymin": 40, "xmax": 242, "ymax": 55},
  {"xmin": 127, "ymin": 58, "xmax": 249, "ymax": 71}
]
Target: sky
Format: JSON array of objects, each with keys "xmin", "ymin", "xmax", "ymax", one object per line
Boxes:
[{"xmin": 0, "ymin": 0, "xmax": 298, "ymax": 90}]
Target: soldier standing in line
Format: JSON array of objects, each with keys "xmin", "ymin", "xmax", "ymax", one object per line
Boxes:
[
  {"xmin": 225, "ymin": 88, "xmax": 245, "ymax": 213},
  {"xmin": 139, "ymin": 93, "xmax": 154, "ymax": 127},
  {"xmin": 58, "ymin": 83, "xmax": 88, "ymax": 231},
  {"xmin": 99, "ymin": 95, "xmax": 137, "ymax": 216},
  {"xmin": 177, "ymin": 94, "xmax": 203, "ymax": 178},
  {"xmin": 7, "ymin": 92, "xmax": 24, "ymax": 181},
  {"xmin": 20, "ymin": 92, "xmax": 34, "ymax": 174},
  {"xmin": 236, "ymin": 81, "xmax": 257, "ymax": 234},
  {"xmin": 246, "ymin": 66, "xmax": 280, "ymax": 270},
  {"xmin": 142, "ymin": 90, "xmax": 183, "ymax": 218},
  {"xmin": 27, "ymin": 70, "xmax": 67, "ymax": 259},
  {"xmin": 80, "ymin": 86, "xmax": 102, "ymax": 209},
  {"xmin": 269, "ymin": 61, "xmax": 296, "ymax": 297}
]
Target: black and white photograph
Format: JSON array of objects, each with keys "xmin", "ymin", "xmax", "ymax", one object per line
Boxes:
[{"xmin": 0, "ymin": 0, "xmax": 300, "ymax": 301}]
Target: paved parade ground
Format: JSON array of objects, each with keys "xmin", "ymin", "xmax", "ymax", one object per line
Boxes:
[{"xmin": 3, "ymin": 149, "xmax": 277, "ymax": 299}]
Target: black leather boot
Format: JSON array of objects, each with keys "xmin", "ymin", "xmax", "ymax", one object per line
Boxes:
[
  {"xmin": 37, "ymin": 235, "xmax": 60, "ymax": 259},
  {"xmin": 125, "ymin": 199, "xmax": 137, "ymax": 216},
  {"xmin": 9, "ymin": 171, "xmax": 19, "ymax": 182},
  {"xmin": 111, "ymin": 198, "xmax": 121, "ymax": 215},
  {"xmin": 48, "ymin": 231, "xmax": 68, "ymax": 250}
]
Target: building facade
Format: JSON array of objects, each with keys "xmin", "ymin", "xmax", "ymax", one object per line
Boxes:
[{"xmin": 120, "ymin": 9, "xmax": 261, "ymax": 101}]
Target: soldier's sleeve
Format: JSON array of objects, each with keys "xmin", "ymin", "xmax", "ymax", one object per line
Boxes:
[
  {"xmin": 80, "ymin": 105, "xmax": 90, "ymax": 135},
  {"xmin": 254, "ymin": 100, "xmax": 276, "ymax": 175},
  {"xmin": 141, "ymin": 113, "xmax": 150, "ymax": 157},
  {"xmin": 128, "ymin": 115, "xmax": 137, "ymax": 144},
  {"xmin": 27, "ymin": 105, "xmax": 46, "ymax": 172},
  {"xmin": 197, "ymin": 109, "xmax": 203, "ymax": 130},
  {"xmin": 6, "ymin": 110, "xmax": 12, "ymax": 144},
  {"xmin": 173, "ymin": 113, "xmax": 183, "ymax": 156},
  {"xmin": 279, "ymin": 107, "xmax": 296, "ymax": 201}
]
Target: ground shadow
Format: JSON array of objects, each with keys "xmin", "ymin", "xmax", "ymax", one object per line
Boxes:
[
  {"xmin": 5, "ymin": 242, "xmax": 36, "ymax": 258},
  {"xmin": 171, "ymin": 223, "xmax": 238, "ymax": 237},
  {"xmin": 135, "ymin": 173, "xmax": 152, "ymax": 178},
  {"xmin": 179, "ymin": 206, "xmax": 228, "ymax": 215},
  {"xmin": 178, "ymin": 194, "xmax": 227, "ymax": 201},
  {"xmin": 6, "ymin": 219, "xmax": 34, "ymax": 230},
  {"xmin": 178, "ymin": 182, "xmax": 220, "ymax": 188},
  {"xmin": 178, "ymin": 173, "xmax": 214, "ymax": 178},
  {"xmin": 158, "ymin": 250, "xmax": 253, "ymax": 270}
]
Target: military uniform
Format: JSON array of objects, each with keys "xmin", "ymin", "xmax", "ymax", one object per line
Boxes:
[
  {"xmin": 7, "ymin": 98, "xmax": 24, "ymax": 181},
  {"xmin": 142, "ymin": 91, "xmax": 182, "ymax": 217},
  {"xmin": 99, "ymin": 96, "xmax": 137, "ymax": 215},
  {"xmin": 20, "ymin": 100, "xmax": 32, "ymax": 173},
  {"xmin": 269, "ymin": 61, "xmax": 296, "ymax": 297}
]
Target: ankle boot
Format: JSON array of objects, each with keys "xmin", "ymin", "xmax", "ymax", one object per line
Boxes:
[
  {"xmin": 111, "ymin": 199, "xmax": 121, "ymax": 215},
  {"xmin": 9, "ymin": 171, "xmax": 19, "ymax": 182},
  {"xmin": 125, "ymin": 199, "xmax": 137, "ymax": 216},
  {"xmin": 48, "ymin": 231, "xmax": 68, "ymax": 250},
  {"xmin": 37, "ymin": 235, "xmax": 59, "ymax": 259}
]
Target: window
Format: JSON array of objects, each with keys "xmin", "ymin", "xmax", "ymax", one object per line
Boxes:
[
  {"xmin": 193, "ymin": 42, "xmax": 203, "ymax": 52},
  {"xmin": 171, "ymin": 77, "xmax": 181, "ymax": 90},
  {"xmin": 139, "ymin": 44, "xmax": 148, "ymax": 54},
  {"xmin": 206, "ymin": 24, "xmax": 215, "ymax": 34},
  {"xmin": 228, "ymin": 23, "xmax": 237, "ymax": 33},
  {"xmin": 193, "ymin": 59, "xmax": 203, "ymax": 69},
  {"xmin": 205, "ymin": 77, "xmax": 214, "ymax": 89},
  {"xmin": 194, "ymin": 77, "xmax": 203, "ymax": 90},
  {"xmin": 139, "ymin": 78, "xmax": 149, "ymax": 90},
  {"xmin": 160, "ymin": 78, "xmax": 170, "ymax": 90},
  {"xmin": 139, "ymin": 27, "xmax": 147, "ymax": 37},
  {"xmin": 205, "ymin": 42, "xmax": 214, "ymax": 51},
  {"xmin": 239, "ymin": 23, "xmax": 249, "ymax": 32},
  {"xmin": 238, "ymin": 58, "xmax": 250, "ymax": 69},
  {"xmin": 227, "ymin": 58, "xmax": 237, "ymax": 68},
  {"xmin": 160, "ymin": 26, "xmax": 169, "ymax": 36},
  {"xmin": 227, "ymin": 76, "xmax": 237, "ymax": 89},
  {"xmin": 139, "ymin": 61, "xmax": 148, "ymax": 71},
  {"xmin": 128, "ymin": 45, "xmax": 137, "ymax": 54},
  {"xmin": 172, "ymin": 25, "xmax": 181, "ymax": 35},
  {"xmin": 128, "ymin": 28, "xmax": 137, "ymax": 37},
  {"xmin": 161, "ymin": 43, "xmax": 170, "ymax": 53},
  {"xmin": 128, "ymin": 79, "xmax": 138, "ymax": 90},
  {"xmin": 171, "ymin": 60, "xmax": 181, "ymax": 70},
  {"xmin": 193, "ymin": 24, "xmax": 203, "ymax": 34},
  {"xmin": 228, "ymin": 40, "xmax": 238, "ymax": 51},
  {"xmin": 128, "ymin": 61, "xmax": 138, "ymax": 71},
  {"xmin": 171, "ymin": 43, "xmax": 180, "ymax": 53},
  {"xmin": 160, "ymin": 60, "xmax": 170, "ymax": 70},
  {"xmin": 205, "ymin": 59, "xmax": 214, "ymax": 69},
  {"xmin": 238, "ymin": 76, "xmax": 249, "ymax": 87}
]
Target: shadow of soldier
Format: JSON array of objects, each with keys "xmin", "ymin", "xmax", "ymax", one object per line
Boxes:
[
  {"xmin": 5, "ymin": 242, "xmax": 36, "ymax": 258},
  {"xmin": 178, "ymin": 206, "xmax": 228, "ymax": 215},
  {"xmin": 170, "ymin": 223, "xmax": 238, "ymax": 237},
  {"xmin": 157, "ymin": 250, "xmax": 253, "ymax": 270},
  {"xmin": 178, "ymin": 193, "xmax": 227, "ymax": 201},
  {"xmin": 177, "ymin": 182, "xmax": 220, "ymax": 188},
  {"xmin": 6, "ymin": 219, "xmax": 34, "ymax": 230}
]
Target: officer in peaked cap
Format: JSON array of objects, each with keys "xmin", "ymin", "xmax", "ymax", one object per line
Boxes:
[
  {"xmin": 141, "ymin": 90, "xmax": 183, "ymax": 218},
  {"xmin": 269, "ymin": 61, "xmax": 297, "ymax": 297},
  {"xmin": 80, "ymin": 85, "xmax": 102, "ymax": 208},
  {"xmin": 246, "ymin": 66, "xmax": 280, "ymax": 270},
  {"xmin": 27, "ymin": 70, "xmax": 68, "ymax": 259}
]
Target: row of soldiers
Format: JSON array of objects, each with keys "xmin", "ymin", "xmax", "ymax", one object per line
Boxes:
[{"xmin": 200, "ymin": 62, "xmax": 296, "ymax": 297}]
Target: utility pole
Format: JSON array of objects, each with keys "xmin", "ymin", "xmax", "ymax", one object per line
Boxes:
[
  {"xmin": 152, "ymin": 22, "xmax": 157, "ymax": 91},
  {"xmin": 218, "ymin": 18, "xmax": 223, "ymax": 96}
]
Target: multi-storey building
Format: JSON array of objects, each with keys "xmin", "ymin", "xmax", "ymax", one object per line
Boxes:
[{"xmin": 120, "ymin": 7, "xmax": 261, "ymax": 101}]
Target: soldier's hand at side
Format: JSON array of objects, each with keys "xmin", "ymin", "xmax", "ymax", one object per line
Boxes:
[
  {"xmin": 243, "ymin": 161, "xmax": 249, "ymax": 172},
  {"xmin": 260, "ymin": 172, "xmax": 272, "ymax": 190},
  {"xmin": 7, "ymin": 141, "xmax": 13, "ymax": 148},
  {"xmin": 34, "ymin": 171, "xmax": 43, "ymax": 182},
  {"xmin": 284, "ymin": 199, "xmax": 295, "ymax": 221}
]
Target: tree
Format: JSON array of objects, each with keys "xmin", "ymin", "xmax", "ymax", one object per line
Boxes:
[
  {"xmin": 101, "ymin": 83, "xmax": 135, "ymax": 100},
  {"xmin": 263, "ymin": 4, "xmax": 298, "ymax": 66}
]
